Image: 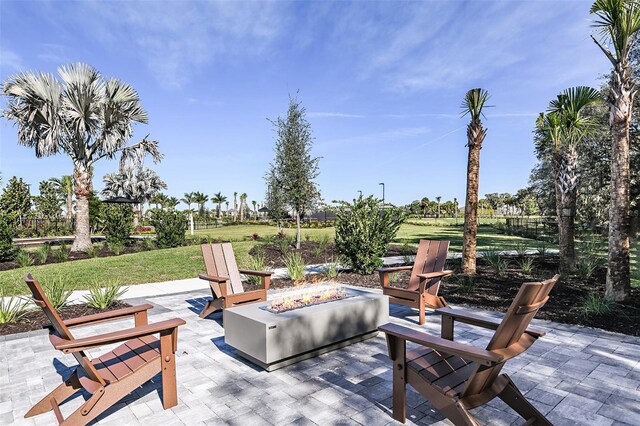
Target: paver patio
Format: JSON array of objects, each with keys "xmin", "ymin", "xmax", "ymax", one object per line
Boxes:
[{"xmin": 1, "ymin": 285, "xmax": 639, "ymax": 426}]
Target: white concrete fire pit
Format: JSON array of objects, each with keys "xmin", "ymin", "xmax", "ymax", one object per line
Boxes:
[{"xmin": 224, "ymin": 285, "xmax": 389, "ymax": 371}]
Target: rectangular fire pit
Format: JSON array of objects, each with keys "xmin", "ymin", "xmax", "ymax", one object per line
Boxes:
[{"xmin": 224, "ymin": 286, "xmax": 389, "ymax": 371}]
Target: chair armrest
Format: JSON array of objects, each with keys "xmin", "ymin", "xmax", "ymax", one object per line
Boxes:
[
  {"xmin": 198, "ymin": 273, "xmax": 229, "ymax": 283},
  {"xmin": 63, "ymin": 304, "xmax": 153, "ymax": 328},
  {"xmin": 436, "ymin": 307, "xmax": 546, "ymax": 338},
  {"xmin": 52, "ymin": 318, "xmax": 186, "ymax": 353},
  {"xmin": 417, "ymin": 270, "xmax": 453, "ymax": 280},
  {"xmin": 238, "ymin": 269, "xmax": 273, "ymax": 277},
  {"xmin": 379, "ymin": 323, "xmax": 503, "ymax": 366},
  {"xmin": 377, "ymin": 266, "xmax": 413, "ymax": 274}
]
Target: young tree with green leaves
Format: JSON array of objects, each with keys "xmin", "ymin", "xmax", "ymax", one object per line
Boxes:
[
  {"xmin": 265, "ymin": 168, "xmax": 288, "ymax": 230},
  {"xmin": 2, "ymin": 63, "xmax": 161, "ymax": 252},
  {"xmin": 49, "ymin": 175, "xmax": 73, "ymax": 222},
  {"xmin": 34, "ymin": 180, "xmax": 63, "ymax": 222},
  {"xmin": 461, "ymin": 88, "xmax": 491, "ymax": 274},
  {"xmin": 0, "ymin": 176, "xmax": 32, "ymax": 225},
  {"xmin": 590, "ymin": 0, "xmax": 640, "ymax": 300},
  {"xmin": 268, "ymin": 95, "xmax": 321, "ymax": 249}
]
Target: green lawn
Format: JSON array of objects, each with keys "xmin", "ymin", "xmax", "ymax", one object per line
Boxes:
[{"xmin": 0, "ymin": 224, "xmax": 555, "ymax": 295}]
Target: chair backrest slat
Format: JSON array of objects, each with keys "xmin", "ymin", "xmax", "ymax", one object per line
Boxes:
[
  {"xmin": 461, "ymin": 275, "xmax": 559, "ymax": 397},
  {"xmin": 24, "ymin": 274, "xmax": 106, "ymax": 386},
  {"xmin": 408, "ymin": 240, "xmax": 449, "ymax": 292},
  {"xmin": 201, "ymin": 243, "xmax": 245, "ymax": 295}
]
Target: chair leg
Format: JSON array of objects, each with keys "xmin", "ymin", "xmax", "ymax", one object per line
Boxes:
[
  {"xmin": 160, "ymin": 331, "xmax": 178, "ymax": 409},
  {"xmin": 439, "ymin": 401, "xmax": 480, "ymax": 426},
  {"xmin": 199, "ymin": 298, "xmax": 223, "ymax": 318},
  {"xmin": 418, "ymin": 296, "xmax": 426, "ymax": 325},
  {"xmin": 25, "ymin": 370, "xmax": 82, "ymax": 418},
  {"xmin": 497, "ymin": 374, "xmax": 551, "ymax": 426}
]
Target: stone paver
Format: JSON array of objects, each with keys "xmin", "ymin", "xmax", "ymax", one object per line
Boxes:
[{"xmin": 1, "ymin": 285, "xmax": 637, "ymax": 425}]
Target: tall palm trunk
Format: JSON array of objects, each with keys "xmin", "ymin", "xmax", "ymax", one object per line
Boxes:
[
  {"xmin": 71, "ymin": 165, "xmax": 93, "ymax": 252},
  {"xmin": 607, "ymin": 66, "xmax": 633, "ymax": 301},
  {"xmin": 553, "ymin": 148, "xmax": 578, "ymax": 272},
  {"xmin": 65, "ymin": 191, "xmax": 73, "ymax": 222},
  {"xmin": 462, "ymin": 141, "xmax": 481, "ymax": 274},
  {"xmin": 233, "ymin": 194, "xmax": 238, "ymax": 222}
]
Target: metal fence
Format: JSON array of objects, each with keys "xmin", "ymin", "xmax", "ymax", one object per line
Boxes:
[{"xmin": 504, "ymin": 217, "xmax": 558, "ymax": 239}]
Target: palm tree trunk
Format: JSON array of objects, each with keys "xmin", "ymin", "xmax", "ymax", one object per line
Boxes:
[
  {"xmin": 554, "ymin": 150, "xmax": 577, "ymax": 273},
  {"xmin": 65, "ymin": 191, "xmax": 73, "ymax": 222},
  {"xmin": 70, "ymin": 165, "xmax": 93, "ymax": 252},
  {"xmin": 606, "ymin": 81, "xmax": 632, "ymax": 301},
  {"xmin": 462, "ymin": 145, "xmax": 480, "ymax": 274}
]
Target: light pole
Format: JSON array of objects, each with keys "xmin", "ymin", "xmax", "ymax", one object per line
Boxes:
[{"xmin": 379, "ymin": 182, "xmax": 385, "ymax": 206}]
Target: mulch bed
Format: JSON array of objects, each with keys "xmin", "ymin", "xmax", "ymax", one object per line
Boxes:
[
  {"xmin": 251, "ymin": 241, "xmax": 413, "ymax": 266},
  {"xmin": 0, "ymin": 301, "xmax": 131, "ymax": 336},
  {"xmin": 246, "ymin": 253, "xmax": 640, "ymax": 336}
]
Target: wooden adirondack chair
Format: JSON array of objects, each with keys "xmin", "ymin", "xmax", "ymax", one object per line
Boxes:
[
  {"xmin": 198, "ymin": 242, "xmax": 273, "ymax": 319},
  {"xmin": 23, "ymin": 274, "xmax": 186, "ymax": 426},
  {"xmin": 378, "ymin": 240, "xmax": 453, "ymax": 325},
  {"xmin": 379, "ymin": 275, "xmax": 559, "ymax": 425}
]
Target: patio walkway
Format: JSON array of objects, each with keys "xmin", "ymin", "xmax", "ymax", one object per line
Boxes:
[{"xmin": 1, "ymin": 285, "xmax": 638, "ymax": 426}]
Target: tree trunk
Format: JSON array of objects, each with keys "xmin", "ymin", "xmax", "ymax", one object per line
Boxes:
[
  {"xmin": 462, "ymin": 144, "xmax": 481, "ymax": 274},
  {"xmin": 70, "ymin": 165, "xmax": 93, "ymax": 252},
  {"xmin": 295, "ymin": 210, "xmax": 301, "ymax": 250},
  {"xmin": 65, "ymin": 192, "xmax": 73, "ymax": 222},
  {"xmin": 606, "ymin": 77, "xmax": 632, "ymax": 301},
  {"xmin": 554, "ymin": 150, "xmax": 577, "ymax": 273}
]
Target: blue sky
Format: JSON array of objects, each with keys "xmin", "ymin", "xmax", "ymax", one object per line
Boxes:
[{"xmin": 0, "ymin": 0, "xmax": 610, "ymax": 208}]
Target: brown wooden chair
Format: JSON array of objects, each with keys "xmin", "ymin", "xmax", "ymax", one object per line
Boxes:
[
  {"xmin": 378, "ymin": 240, "xmax": 453, "ymax": 325},
  {"xmin": 379, "ymin": 274, "xmax": 559, "ymax": 425},
  {"xmin": 23, "ymin": 273, "xmax": 186, "ymax": 426},
  {"xmin": 198, "ymin": 242, "xmax": 273, "ymax": 319}
]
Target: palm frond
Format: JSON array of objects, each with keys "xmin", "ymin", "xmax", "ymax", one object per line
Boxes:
[{"xmin": 460, "ymin": 88, "xmax": 492, "ymax": 121}]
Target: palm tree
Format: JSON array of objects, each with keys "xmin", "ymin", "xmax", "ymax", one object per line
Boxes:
[
  {"xmin": 193, "ymin": 192, "xmax": 208, "ymax": 217},
  {"xmin": 181, "ymin": 192, "xmax": 196, "ymax": 212},
  {"xmin": 239, "ymin": 193, "xmax": 247, "ymax": 221},
  {"xmin": 461, "ymin": 88, "xmax": 491, "ymax": 275},
  {"xmin": 211, "ymin": 192, "xmax": 227, "ymax": 218},
  {"xmin": 590, "ymin": 0, "xmax": 640, "ymax": 301},
  {"xmin": 150, "ymin": 193, "xmax": 169, "ymax": 209},
  {"xmin": 102, "ymin": 161, "xmax": 167, "ymax": 224},
  {"xmin": 538, "ymin": 86, "xmax": 601, "ymax": 272},
  {"xmin": 49, "ymin": 175, "xmax": 73, "ymax": 222},
  {"xmin": 2, "ymin": 63, "xmax": 161, "ymax": 252},
  {"xmin": 252, "ymin": 200, "xmax": 258, "ymax": 219},
  {"xmin": 233, "ymin": 192, "xmax": 238, "ymax": 222},
  {"xmin": 225, "ymin": 201, "xmax": 229, "ymax": 216},
  {"xmin": 165, "ymin": 197, "xmax": 179, "ymax": 210},
  {"xmin": 435, "ymin": 196, "xmax": 442, "ymax": 218}
]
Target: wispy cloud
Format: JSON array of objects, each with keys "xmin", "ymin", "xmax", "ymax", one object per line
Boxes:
[
  {"xmin": 319, "ymin": 126, "xmax": 430, "ymax": 149},
  {"xmin": 1, "ymin": 47, "xmax": 24, "ymax": 73},
  {"xmin": 308, "ymin": 112, "xmax": 366, "ymax": 118},
  {"xmin": 76, "ymin": 1, "xmax": 286, "ymax": 88}
]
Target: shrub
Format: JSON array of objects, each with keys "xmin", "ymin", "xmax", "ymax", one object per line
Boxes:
[
  {"xmin": 514, "ymin": 242, "xmax": 529, "ymax": 257},
  {"xmin": 519, "ymin": 256, "xmax": 534, "ymax": 274},
  {"xmin": 0, "ymin": 293, "xmax": 29, "ymax": 324},
  {"xmin": 0, "ymin": 213, "xmax": 17, "ymax": 261},
  {"xmin": 44, "ymin": 277, "xmax": 72, "ymax": 310},
  {"xmin": 15, "ymin": 250, "xmax": 34, "ymax": 268},
  {"xmin": 580, "ymin": 292, "xmax": 616, "ymax": 317},
  {"xmin": 537, "ymin": 242, "xmax": 549, "ymax": 262},
  {"xmin": 576, "ymin": 239, "xmax": 605, "ymax": 279},
  {"xmin": 312, "ymin": 245, "xmax": 325, "ymax": 259},
  {"xmin": 325, "ymin": 261, "xmax": 340, "ymax": 280},
  {"xmin": 102, "ymin": 204, "xmax": 134, "ymax": 246},
  {"xmin": 483, "ymin": 247, "xmax": 508, "ymax": 276},
  {"xmin": 251, "ymin": 233, "xmax": 260, "ymax": 241},
  {"xmin": 284, "ymin": 252, "xmax": 305, "ymax": 281},
  {"xmin": 456, "ymin": 275, "xmax": 476, "ymax": 293},
  {"xmin": 36, "ymin": 244, "xmax": 51, "ymax": 263},
  {"xmin": 53, "ymin": 244, "xmax": 70, "ymax": 262},
  {"xmin": 334, "ymin": 196, "xmax": 406, "ymax": 274},
  {"xmin": 244, "ymin": 254, "xmax": 267, "ymax": 285},
  {"xmin": 84, "ymin": 280, "xmax": 127, "ymax": 309},
  {"xmin": 86, "ymin": 245, "xmax": 100, "ymax": 258},
  {"xmin": 108, "ymin": 242, "xmax": 125, "ymax": 255},
  {"xmin": 144, "ymin": 238, "xmax": 156, "ymax": 250},
  {"xmin": 150, "ymin": 209, "xmax": 187, "ymax": 248}
]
